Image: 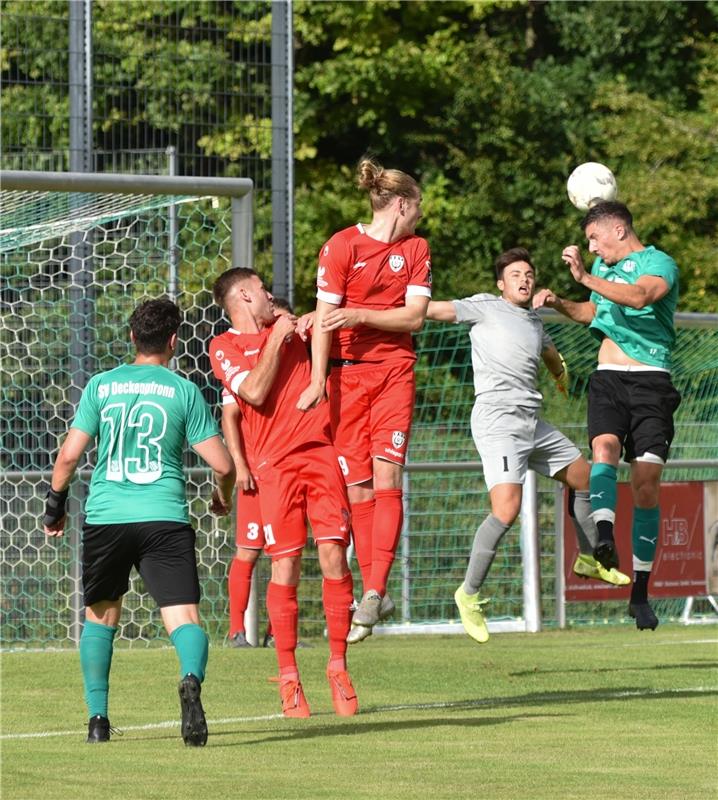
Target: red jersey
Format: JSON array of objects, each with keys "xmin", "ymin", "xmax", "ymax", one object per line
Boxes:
[
  {"xmin": 209, "ymin": 327, "xmax": 331, "ymax": 467},
  {"xmin": 315, "ymin": 223, "xmax": 432, "ymax": 363}
]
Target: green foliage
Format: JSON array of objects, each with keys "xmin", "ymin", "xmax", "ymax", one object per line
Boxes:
[
  {"xmin": 3, "ymin": 1, "xmax": 717, "ymax": 309},
  {"xmin": 292, "ymin": 1, "xmax": 718, "ymax": 312}
]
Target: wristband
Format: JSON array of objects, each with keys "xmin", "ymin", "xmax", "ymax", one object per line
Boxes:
[{"xmin": 43, "ymin": 487, "xmax": 69, "ymax": 527}]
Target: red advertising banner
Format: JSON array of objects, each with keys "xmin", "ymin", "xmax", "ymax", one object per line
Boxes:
[{"xmin": 563, "ymin": 482, "xmax": 708, "ymax": 602}]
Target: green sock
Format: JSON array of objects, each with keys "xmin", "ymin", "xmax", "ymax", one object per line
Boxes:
[
  {"xmin": 170, "ymin": 623, "xmax": 208, "ymax": 682},
  {"xmin": 589, "ymin": 463, "xmax": 618, "ymax": 521},
  {"xmin": 80, "ymin": 620, "xmax": 117, "ymax": 718},
  {"xmin": 632, "ymin": 506, "xmax": 660, "ymax": 567}
]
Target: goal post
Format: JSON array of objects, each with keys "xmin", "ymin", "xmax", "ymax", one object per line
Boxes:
[{"xmin": 1, "ymin": 170, "xmax": 253, "ymax": 647}]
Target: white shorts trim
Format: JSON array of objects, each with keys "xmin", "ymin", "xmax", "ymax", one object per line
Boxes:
[
  {"xmin": 633, "ymin": 452, "xmax": 666, "ymax": 465},
  {"xmin": 597, "ymin": 363, "xmax": 669, "ymax": 374}
]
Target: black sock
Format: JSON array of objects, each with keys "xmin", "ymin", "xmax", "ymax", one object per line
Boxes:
[
  {"xmin": 596, "ymin": 519, "xmax": 614, "ymax": 544},
  {"xmin": 630, "ymin": 570, "xmax": 650, "ymax": 605}
]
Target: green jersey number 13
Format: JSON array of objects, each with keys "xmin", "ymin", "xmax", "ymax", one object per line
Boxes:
[{"xmin": 100, "ymin": 401, "xmax": 168, "ymax": 484}]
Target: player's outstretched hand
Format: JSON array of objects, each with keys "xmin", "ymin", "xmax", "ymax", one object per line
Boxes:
[
  {"xmin": 296, "ymin": 311, "xmax": 314, "ymax": 341},
  {"xmin": 532, "ymin": 288, "xmax": 557, "ymax": 310},
  {"xmin": 44, "ymin": 517, "xmax": 66, "ymax": 537},
  {"xmin": 322, "ymin": 307, "xmax": 363, "ymax": 331},
  {"xmin": 235, "ymin": 463, "xmax": 255, "ymax": 492},
  {"xmin": 296, "ymin": 380, "xmax": 325, "ymax": 412},
  {"xmin": 562, "ymin": 245, "xmax": 588, "ymax": 284},
  {"xmin": 210, "ymin": 487, "xmax": 232, "ymax": 516},
  {"xmin": 270, "ymin": 313, "xmax": 297, "ymax": 343}
]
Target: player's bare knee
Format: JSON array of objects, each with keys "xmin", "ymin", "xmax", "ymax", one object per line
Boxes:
[
  {"xmin": 591, "ymin": 435, "xmax": 621, "ymax": 465},
  {"xmin": 317, "ymin": 542, "xmax": 348, "ymax": 579},
  {"xmin": 270, "ymin": 554, "xmax": 301, "ymax": 585}
]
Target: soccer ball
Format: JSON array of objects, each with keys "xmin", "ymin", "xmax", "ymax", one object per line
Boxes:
[{"xmin": 566, "ymin": 162, "xmax": 618, "ymax": 211}]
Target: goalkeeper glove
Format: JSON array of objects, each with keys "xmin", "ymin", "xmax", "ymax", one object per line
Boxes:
[
  {"xmin": 43, "ymin": 487, "xmax": 68, "ymax": 527},
  {"xmin": 553, "ymin": 352, "xmax": 569, "ymax": 397}
]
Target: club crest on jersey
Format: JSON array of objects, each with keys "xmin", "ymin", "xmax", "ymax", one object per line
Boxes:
[
  {"xmin": 389, "ymin": 255, "xmax": 405, "ymax": 272},
  {"xmin": 214, "ymin": 350, "xmax": 224, "ymax": 360},
  {"xmin": 392, "ymin": 430, "xmax": 406, "ymax": 449}
]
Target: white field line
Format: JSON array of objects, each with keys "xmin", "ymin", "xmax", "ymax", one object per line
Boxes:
[
  {"xmin": 1, "ymin": 685, "xmax": 715, "ymax": 741},
  {"xmin": 2, "ymin": 637, "xmax": 716, "ymax": 655}
]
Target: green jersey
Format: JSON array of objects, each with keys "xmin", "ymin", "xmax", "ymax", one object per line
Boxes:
[
  {"xmin": 71, "ymin": 363, "xmax": 219, "ymax": 524},
  {"xmin": 589, "ymin": 245, "xmax": 679, "ymax": 369}
]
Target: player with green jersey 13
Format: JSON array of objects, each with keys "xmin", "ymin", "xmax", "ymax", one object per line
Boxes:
[
  {"xmin": 533, "ymin": 201, "xmax": 681, "ymax": 631},
  {"xmin": 43, "ymin": 298, "xmax": 235, "ymax": 745}
]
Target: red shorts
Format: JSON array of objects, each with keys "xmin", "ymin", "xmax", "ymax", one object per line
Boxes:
[
  {"xmin": 328, "ymin": 359, "xmax": 415, "ymax": 485},
  {"xmin": 252, "ymin": 443, "xmax": 351, "ymax": 558},
  {"xmin": 235, "ymin": 488, "xmax": 264, "ymax": 549}
]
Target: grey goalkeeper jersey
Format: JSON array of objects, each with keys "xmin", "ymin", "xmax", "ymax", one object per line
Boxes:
[{"xmin": 452, "ymin": 294, "xmax": 553, "ymax": 409}]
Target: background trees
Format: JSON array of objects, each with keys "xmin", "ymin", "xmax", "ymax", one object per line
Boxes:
[{"xmin": 3, "ymin": 0, "xmax": 716, "ymax": 310}]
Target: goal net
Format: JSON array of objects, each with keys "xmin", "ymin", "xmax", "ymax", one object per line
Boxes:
[{"xmin": 2, "ymin": 182, "xmax": 716, "ymax": 648}]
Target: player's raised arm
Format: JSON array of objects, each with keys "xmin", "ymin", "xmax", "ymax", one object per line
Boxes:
[
  {"xmin": 541, "ymin": 344, "xmax": 569, "ymax": 396},
  {"xmin": 297, "ymin": 298, "xmax": 335, "ymax": 411},
  {"xmin": 221, "ymin": 400, "xmax": 254, "ymax": 492},
  {"xmin": 426, "ymin": 300, "xmax": 457, "ymax": 323},
  {"xmin": 322, "ymin": 294, "xmax": 429, "ymax": 333},
  {"xmin": 43, "ymin": 427, "xmax": 93, "ymax": 536},
  {"xmin": 234, "ymin": 313, "xmax": 296, "ymax": 407},
  {"xmin": 532, "ymin": 286, "xmax": 596, "ymax": 325},
  {"xmin": 192, "ymin": 435, "xmax": 235, "ymax": 516}
]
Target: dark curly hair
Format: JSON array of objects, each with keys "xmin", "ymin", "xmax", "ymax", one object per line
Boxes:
[{"xmin": 129, "ymin": 298, "xmax": 181, "ymax": 354}]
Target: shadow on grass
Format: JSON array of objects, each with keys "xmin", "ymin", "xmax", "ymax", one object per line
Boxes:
[
  {"xmin": 208, "ymin": 711, "xmax": 562, "ymax": 747},
  {"xmin": 509, "ymin": 660, "xmax": 718, "ymax": 677},
  {"xmin": 203, "ymin": 684, "xmax": 717, "ymax": 747}
]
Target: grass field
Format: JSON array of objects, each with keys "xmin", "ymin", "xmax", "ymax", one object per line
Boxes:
[{"xmin": 2, "ymin": 626, "xmax": 717, "ymax": 800}]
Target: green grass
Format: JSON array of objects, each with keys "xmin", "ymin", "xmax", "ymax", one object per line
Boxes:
[{"xmin": 2, "ymin": 627, "xmax": 717, "ymax": 800}]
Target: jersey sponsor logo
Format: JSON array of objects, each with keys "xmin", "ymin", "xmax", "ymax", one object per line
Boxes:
[
  {"xmin": 621, "ymin": 260, "xmax": 636, "ymax": 273},
  {"xmin": 99, "ymin": 381, "xmax": 175, "ymax": 400},
  {"xmin": 353, "ymin": 261, "xmax": 367, "ymax": 270},
  {"xmin": 317, "ymin": 265, "xmax": 328, "ymax": 288},
  {"xmin": 223, "ymin": 365, "xmax": 242, "ymax": 381},
  {"xmin": 384, "ymin": 447, "xmax": 404, "ymax": 458},
  {"xmin": 243, "ymin": 348, "xmax": 260, "ymax": 357},
  {"xmin": 389, "ymin": 255, "xmax": 405, "ymax": 272},
  {"xmin": 391, "ymin": 430, "xmax": 406, "ymax": 449}
]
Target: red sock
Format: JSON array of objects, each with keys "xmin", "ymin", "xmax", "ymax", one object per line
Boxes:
[
  {"xmin": 228, "ymin": 557, "xmax": 255, "ymax": 635},
  {"xmin": 322, "ymin": 573, "xmax": 354, "ymax": 668},
  {"xmin": 266, "ymin": 582, "xmax": 298, "ymax": 672},
  {"xmin": 351, "ymin": 499, "xmax": 375, "ymax": 589},
  {"xmin": 368, "ymin": 489, "xmax": 403, "ymax": 595}
]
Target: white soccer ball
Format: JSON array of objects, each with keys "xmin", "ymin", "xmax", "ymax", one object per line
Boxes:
[{"xmin": 566, "ymin": 162, "xmax": 618, "ymax": 211}]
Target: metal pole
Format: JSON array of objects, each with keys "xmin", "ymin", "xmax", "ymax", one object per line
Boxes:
[
  {"xmin": 167, "ymin": 146, "xmax": 178, "ymax": 302},
  {"xmin": 554, "ymin": 482, "xmax": 566, "ymax": 629},
  {"xmin": 231, "ymin": 193, "xmax": 254, "ymax": 268},
  {"xmin": 401, "ymin": 468, "xmax": 411, "ymax": 623},
  {"xmin": 68, "ymin": 0, "xmax": 94, "ymax": 645},
  {"xmin": 270, "ymin": 0, "xmax": 294, "ymax": 302},
  {"xmin": 520, "ymin": 469, "xmax": 542, "ymax": 633}
]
